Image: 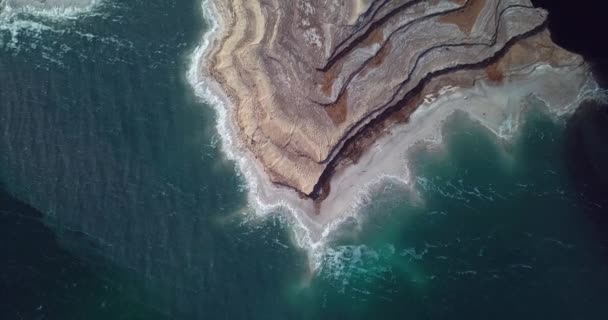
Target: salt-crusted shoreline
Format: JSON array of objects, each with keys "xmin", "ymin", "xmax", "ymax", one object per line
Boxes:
[{"xmin": 188, "ymin": 0, "xmax": 602, "ymax": 262}]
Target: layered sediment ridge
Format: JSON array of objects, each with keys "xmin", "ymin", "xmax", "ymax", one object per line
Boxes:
[{"xmin": 201, "ymin": 0, "xmax": 585, "ymax": 200}]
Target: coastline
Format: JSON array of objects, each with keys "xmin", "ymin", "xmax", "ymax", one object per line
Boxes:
[
  {"xmin": 187, "ymin": 0, "xmax": 604, "ymax": 266},
  {"xmin": 187, "ymin": 0, "xmax": 330, "ymax": 253}
]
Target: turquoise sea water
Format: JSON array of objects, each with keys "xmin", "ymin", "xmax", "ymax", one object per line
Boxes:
[{"xmin": 1, "ymin": 1, "xmax": 607, "ymax": 319}]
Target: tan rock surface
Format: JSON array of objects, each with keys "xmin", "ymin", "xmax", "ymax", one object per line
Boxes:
[{"xmin": 203, "ymin": 0, "xmax": 583, "ymax": 197}]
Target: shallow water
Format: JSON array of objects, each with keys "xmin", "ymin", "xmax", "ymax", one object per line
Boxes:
[{"xmin": 1, "ymin": 0, "xmax": 607, "ymax": 319}]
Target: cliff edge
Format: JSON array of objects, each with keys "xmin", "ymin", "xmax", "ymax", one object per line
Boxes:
[{"xmin": 203, "ymin": 0, "xmax": 583, "ymax": 199}]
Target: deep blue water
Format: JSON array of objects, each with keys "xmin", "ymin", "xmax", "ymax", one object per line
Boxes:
[{"xmin": 1, "ymin": 1, "xmax": 607, "ymax": 319}]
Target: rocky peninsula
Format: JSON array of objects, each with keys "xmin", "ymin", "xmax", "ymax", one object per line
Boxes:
[{"xmin": 196, "ymin": 0, "xmax": 596, "ymax": 230}]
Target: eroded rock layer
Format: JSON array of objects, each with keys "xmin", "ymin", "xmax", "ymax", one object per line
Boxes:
[{"xmin": 205, "ymin": 0, "xmax": 583, "ymax": 196}]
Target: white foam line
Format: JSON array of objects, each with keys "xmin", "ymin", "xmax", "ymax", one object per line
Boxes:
[{"xmin": 187, "ymin": 1, "xmax": 606, "ymax": 271}]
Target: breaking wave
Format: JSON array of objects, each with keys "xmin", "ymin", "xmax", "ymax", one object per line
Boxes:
[
  {"xmin": 0, "ymin": 1, "xmax": 134, "ymax": 67},
  {"xmin": 1, "ymin": 0, "xmax": 102, "ymax": 18}
]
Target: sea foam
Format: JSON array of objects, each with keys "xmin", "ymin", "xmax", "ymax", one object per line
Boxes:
[
  {"xmin": 1, "ymin": 0, "xmax": 102, "ymax": 18},
  {"xmin": 0, "ymin": 0, "xmax": 103, "ymax": 46},
  {"xmin": 0, "ymin": 0, "xmax": 125, "ymax": 68}
]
